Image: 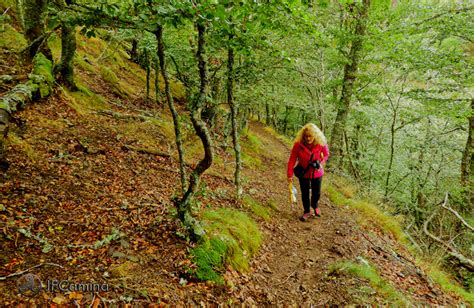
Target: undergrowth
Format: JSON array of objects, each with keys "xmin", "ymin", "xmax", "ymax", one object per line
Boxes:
[{"xmin": 326, "ymin": 174, "xmax": 473, "ymax": 304}]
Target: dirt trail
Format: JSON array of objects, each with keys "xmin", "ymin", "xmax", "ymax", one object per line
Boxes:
[{"xmin": 218, "ymin": 122, "xmax": 459, "ymax": 305}]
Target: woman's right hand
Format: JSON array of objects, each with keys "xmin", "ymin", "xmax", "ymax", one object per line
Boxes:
[{"xmin": 288, "ymin": 177, "xmax": 293, "ymax": 183}]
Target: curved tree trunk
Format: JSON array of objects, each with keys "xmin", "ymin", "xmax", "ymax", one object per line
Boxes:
[
  {"xmin": 179, "ymin": 21, "xmax": 214, "ymax": 241},
  {"xmin": 155, "ymin": 26, "xmax": 187, "ymax": 194},
  {"xmin": 329, "ymin": 0, "xmax": 370, "ymax": 170}
]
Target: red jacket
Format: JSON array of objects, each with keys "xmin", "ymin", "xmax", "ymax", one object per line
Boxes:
[{"xmin": 287, "ymin": 142, "xmax": 329, "ymax": 179}]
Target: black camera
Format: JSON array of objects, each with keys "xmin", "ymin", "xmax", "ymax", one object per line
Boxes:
[{"xmin": 309, "ymin": 160, "xmax": 321, "ymax": 170}]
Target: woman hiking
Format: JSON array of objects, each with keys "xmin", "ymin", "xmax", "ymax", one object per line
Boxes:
[{"xmin": 287, "ymin": 123, "xmax": 329, "ymax": 221}]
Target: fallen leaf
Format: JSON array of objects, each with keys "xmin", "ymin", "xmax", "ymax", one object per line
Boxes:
[
  {"xmin": 52, "ymin": 295, "xmax": 68, "ymax": 304},
  {"xmin": 69, "ymin": 291, "xmax": 83, "ymax": 300}
]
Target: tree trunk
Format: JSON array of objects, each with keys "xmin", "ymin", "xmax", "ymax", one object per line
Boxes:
[
  {"xmin": 21, "ymin": 0, "xmax": 51, "ymax": 61},
  {"xmin": 54, "ymin": 0, "xmax": 77, "ymax": 90},
  {"xmin": 460, "ymin": 98, "xmax": 473, "ymax": 204},
  {"xmin": 154, "ymin": 59, "xmax": 161, "ymax": 104},
  {"xmin": 283, "ymin": 105, "xmax": 291, "ymax": 134},
  {"xmin": 178, "ymin": 21, "xmax": 214, "ymax": 241},
  {"xmin": 155, "ymin": 26, "xmax": 186, "ymax": 194},
  {"xmin": 130, "ymin": 39, "xmax": 139, "ymax": 63},
  {"xmin": 0, "ymin": 53, "xmax": 53, "ymax": 169},
  {"xmin": 265, "ymin": 103, "xmax": 271, "ymax": 125},
  {"xmin": 227, "ymin": 44, "xmax": 242, "ymax": 198},
  {"xmin": 329, "ymin": 0, "xmax": 370, "ymax": 170},
  {"xmin": 384, "ymin": 105, "xmax": 397, "ymax": 198},
  {"xmin": 145, "ymin": 48, "xmax": 150, "ymax": 100}
]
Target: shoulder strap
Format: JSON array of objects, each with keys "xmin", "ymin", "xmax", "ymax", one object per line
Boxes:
[{"xmin": 303, "ymin": 153, "xmax": 314, "ymax": 174}]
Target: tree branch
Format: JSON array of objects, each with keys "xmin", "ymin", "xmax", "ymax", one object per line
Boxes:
[
  {"xmin": 423, "ymin": 193, "xmax": 474, "ymax": 271},
  {"xmin": 441, "ymin": 202, "xmax": 474, "ymax": 232},
  {"xmin": 412, "ymin": 5, "xmax": 474, "ymax": 26},
  {"xmin": 0, "ymin": 263, "xmax": 64, "ymax": 281}
]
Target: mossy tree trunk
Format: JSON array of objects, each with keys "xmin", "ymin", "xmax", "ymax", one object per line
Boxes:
[
  {"xmin": 54, "ymin": 0, "xmax": 77, "ymax": 91},
  {"xmin": 21, "ymin": 0, "xmax": 51, "ymax": 61},
  {"xmin": 130, "ymin": 39, "xmax": 139, "ymax": 64},
  {"xmin": 227, "ymin": 43, "xmax": 242, "ymax": 198},
  {"xmin": 329, "ymin": 0, "xmax": 370, "ymax": 170},
  {"xmin": 154, "ymin": 59, "xmax": 161, "ymax": 104},
  {"xmin": 0, "ymin": 53, "xmax": 53, "ymax": 169},
  {"xmin": 145, "ymin": 48, "xmax": 150, "ymax": 100},
  {"xmin": 178, "ymin": 21, "xmax": 214, "ymax": 241},
  {"xmin": 155, "ymin": 25, "xmax": 186, "ymax": 194}
]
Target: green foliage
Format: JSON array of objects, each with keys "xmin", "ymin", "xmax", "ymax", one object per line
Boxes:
[
  {"xmin": 191, "ymin": 208, "xmax": 262, "ymax": 283},
  {"xmin": 330, "ymin": 260, "xmax": 409, "ymax": 305},
  {"xmin": 93, "ymin": 228, "xmax": 124, "ymax": 249},
  {"xmin": 17, "ymin": 228, "xmax": 54, "ymax": 253}
]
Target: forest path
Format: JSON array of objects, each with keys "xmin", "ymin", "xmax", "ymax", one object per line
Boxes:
[
  {"xmin": 228, "ymin": 121, "xmax": 366, "ymax": 305},
  {"xmin": 223, "ymin": 121, "xmax": 459, "ymax": 305}
]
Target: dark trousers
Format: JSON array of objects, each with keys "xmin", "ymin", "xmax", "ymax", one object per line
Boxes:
[{"xmin": 299, "ymin": 177, "xmax": 322, "ymax": 213}]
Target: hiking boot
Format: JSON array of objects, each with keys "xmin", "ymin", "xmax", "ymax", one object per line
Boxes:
[
  {"xmin": 300, "ymin": 212, "xmax": 312, "ymax": 222},
  {"xmin": 314, "ymin": 208, "xmax": 321, "ymax": 217}
]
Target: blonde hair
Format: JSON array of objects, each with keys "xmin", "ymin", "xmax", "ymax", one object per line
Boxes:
[{"xmin": 294, "ymin": 123, "xmax": 327, "ymax": 145}]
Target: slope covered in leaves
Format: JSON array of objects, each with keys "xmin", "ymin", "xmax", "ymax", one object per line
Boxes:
[{"xmin": 0, "ymin": 15, "xmax": 470, "ymax": 305}]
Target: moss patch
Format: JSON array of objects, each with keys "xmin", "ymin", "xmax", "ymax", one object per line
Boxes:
[
  {"xmin": 0, "ymin": 24, "xmax": 26, "ymax": 50},
  {"xmin": 8, "ymin": 133, "xmax": 37, "ymax": 160},
  {"xmin": 62, "ymin": 87, "xmax": 109, "ymax": 115},
  {"xmin": 330, "ymin": 260, "xmax": 410, "ymax": 305},
  {"xmin": 47, "ymin": 32, "xmax": 61, "ymax": 63},
  {"xmin": 326, "ymin": 178, "xmax": 407, "ymax": 244},
  {"xmin": 191, "ymin": 208, "xmax": 262, "ymax": 283},
  {"xmin": 243, "ymin": 195, "xmax": 271, "ymax": 220},
  {"xmin": 426, "ymin": 265, "xmax": 474, "ymax": 305}
]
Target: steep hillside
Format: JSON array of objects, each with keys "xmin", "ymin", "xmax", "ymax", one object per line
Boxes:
[{"xmin": 0, "ymin": 11, "xmax": 471, "ymax": 305}]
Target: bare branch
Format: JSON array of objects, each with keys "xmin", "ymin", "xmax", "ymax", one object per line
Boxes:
[
  {"xmin": 441, "ymin": 203, "xmax": 474, "ymax": 232},
  {"xmin": 423, "ymin": 193, "xmax": 474, "ymax": 271},
  {"xmin": 0, "ymin": 263, "xmax": 64, "ymax": 281},
  {"xmin": 413, "ymin": 5, "xmax": 474, "ymax": 26}
]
